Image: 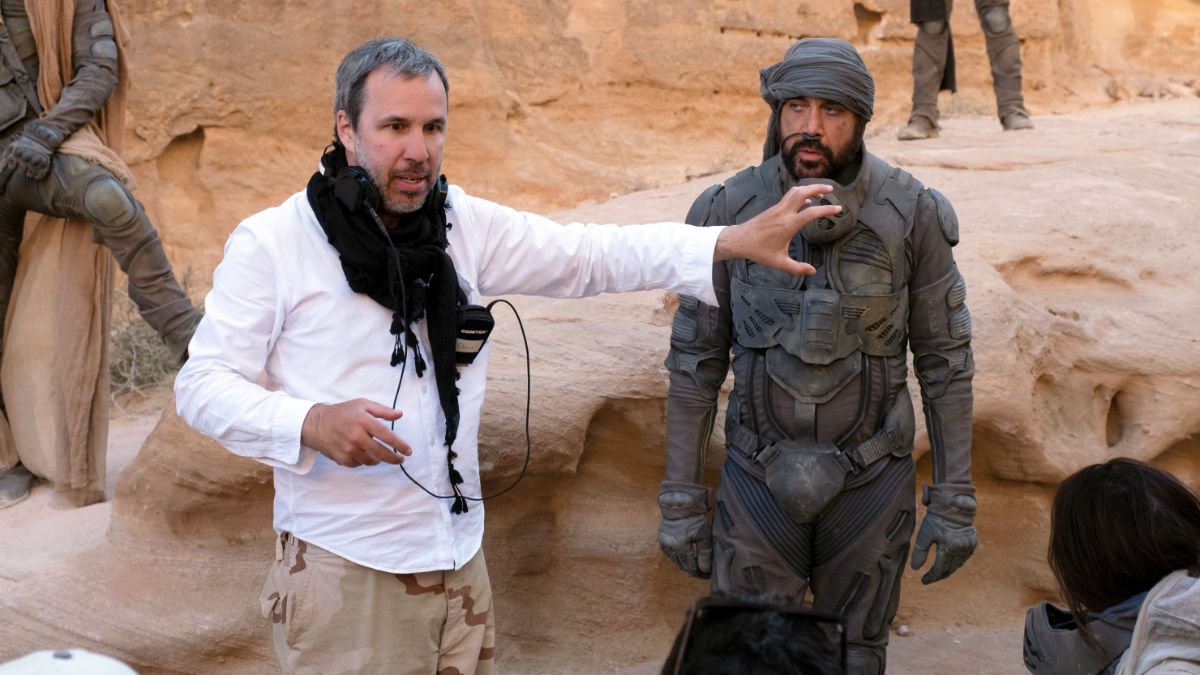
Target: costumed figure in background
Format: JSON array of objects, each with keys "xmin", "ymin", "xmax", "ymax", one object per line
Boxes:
[
  {"xmin": 658, "ymin": 38, "xmax": 977, "ymax": 674},
  {"xmin": 0, "ymin": 0, "xmax": 200, "ymax": 508},
  {"xmin": 898, "ymin": 0, "xmax": 1034, "ymax": 140}
]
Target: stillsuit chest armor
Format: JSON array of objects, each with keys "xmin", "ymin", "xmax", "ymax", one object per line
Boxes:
[{"xmin": 720, "ymin": 153, "xmax": 922, "ymax": 441}]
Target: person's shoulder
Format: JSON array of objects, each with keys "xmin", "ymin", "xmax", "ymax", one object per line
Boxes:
[
  {"xmin": 234, "ymin": 190, "xmax": 321, "ymax": 243},
  {"xmin": 445, "ymin": 182, "xmax": 528, "ymax": 236},
  {"xmin": 914, "ymin": 186, "xmax": 958, "ymax": 246},
  {"xmin": 445, "ymin": 182, "xmax": 493, "ymax": 225},
  {"xmin": 216, "ymin": 191, "xmax": 327, "ymax": 271},
  {"xmin": 1145, "ymin": 568, "xmax": 1200, "ymax": 614},
  {"xmin": 869, "ymin": 152, "xmax": 954, "ymax": 245},
  {"xmin": 686, "ymin": 183, "xmax": 725, "ymax": 226},
  {"xmin": 687, "ymin": 160, "xmax": 774, "ymax": 226},
  {"xmin": 865, "ymin": 151, "xmax": 927, "ymax": 195}
]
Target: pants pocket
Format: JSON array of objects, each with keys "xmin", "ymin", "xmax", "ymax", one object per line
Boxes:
[
  {"xmin": 863, "ymin": 544, "xmax": 908, "ymax": 642},
  {"xmin": 259, "ymin": 559, "xmax": 286, "ymax": 623},
  {"xmin": 710, "ymin": 501, "xmax": 737, "ymax": 592}
]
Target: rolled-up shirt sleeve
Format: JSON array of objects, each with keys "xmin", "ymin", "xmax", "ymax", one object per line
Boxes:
[
  {"xmin": 174, "ymin": 223, "xmax": 318, "ymax": 473},
  {"xmin": 464, "ymin": 196, "xmax": 724, "ymax": 305}
]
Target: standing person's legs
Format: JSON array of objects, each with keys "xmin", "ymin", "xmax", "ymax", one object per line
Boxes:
[
  {"xmin": 974, "ymin": 0, "xmax": 1033, "ymax": 128},
  {"xmin": 0, "ymin": 196, "xmax": 26, "ymax": 360},
  {"xmin": 901, "ymin": 0, "xmax": 954, "ymax": 139},
  {"xmin": 810, "ymin": 456, "xmax": 916, "ymax": 675},
  {"xmin": 0, "ymin": 194, "xmax": 32, "ymax": 507},
  {"xmin": 3, "ymin": 154, "xmax": 200, "ymax": 363},
  {"xmin": 261, "ymin": 533, "xmax": 496, "ymax": 675}
]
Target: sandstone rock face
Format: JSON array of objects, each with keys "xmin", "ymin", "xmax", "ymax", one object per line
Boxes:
[
  {"xmin": 119, "ymin": 0, "xmax": 1200, "ymax": 278},
  {"xmin": 0, "ymin": 1, "xmax": 1198, "ymax": 673}
]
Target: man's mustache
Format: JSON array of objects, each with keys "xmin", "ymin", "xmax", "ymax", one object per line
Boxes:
[
  {"xmin": 782, "ymin": 132, "xmax": 832, "ymax": 159},
  {"xmin": 390, "ymin": 162, "xmax": 430, "ymax": 179}
]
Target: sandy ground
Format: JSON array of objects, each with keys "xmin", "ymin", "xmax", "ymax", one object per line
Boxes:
[{"xmin": 0, "ymin": 391, "xmax": 163, "ymax": 590}]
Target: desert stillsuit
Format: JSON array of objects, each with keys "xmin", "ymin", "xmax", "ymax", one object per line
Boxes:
[
  {"xmin": 658, "ymin": 37, "xmax": 975, "ymax": 675},
  {"xmin": 662, "ymin": 149, "xmax": 975, "ymax": 673}
]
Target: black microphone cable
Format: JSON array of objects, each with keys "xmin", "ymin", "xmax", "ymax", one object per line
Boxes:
[
  {"xmin": 368, "ymin": 205, "xmax": 532, "ymax": 510},
  {"xmin": 388, "ymin": 298, "xmax": 532, "ymax": 506}
]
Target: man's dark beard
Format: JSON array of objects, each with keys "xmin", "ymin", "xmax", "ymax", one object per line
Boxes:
[{"xmin": 782, "ymin": 129, "xmax": 864, "ymax": 181}]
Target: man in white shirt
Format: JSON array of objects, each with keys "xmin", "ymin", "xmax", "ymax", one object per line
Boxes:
[{"xmin": 174, "ymin": 36, "xmax": 839, "ymax": 675}]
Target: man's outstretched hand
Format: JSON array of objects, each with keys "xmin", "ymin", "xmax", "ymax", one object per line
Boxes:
[
  {"xmin": 713, "ymin": 183, "xmax": 838, "ymax": 276},
  {"xmin": 301, "ymin": 399, "xmax": 413, "ymax": 468}
]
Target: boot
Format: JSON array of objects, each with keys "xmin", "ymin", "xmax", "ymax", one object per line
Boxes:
[
  {"xmin": 898, "ymin": 116, "xmax": 939, "ymax": 141},
  {"xmin": 0, "ymin": 463, "xmax": 33, "ymax": 508},
  {"xmin": 977, "ymin": 2, "xmax": 1031, "ymax": 130},
  {"xmin": 114, "ymin": 222, "xmax": 201, "ymax": 366},
  {"xmin": 1002, "ymin": 111, "xmax": 1034, "ymax": 131}
]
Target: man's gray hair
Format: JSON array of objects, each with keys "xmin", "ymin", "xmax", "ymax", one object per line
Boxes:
[{"xmin": 333, "ymin": 37, "xmax": 449, "ymax": 129}]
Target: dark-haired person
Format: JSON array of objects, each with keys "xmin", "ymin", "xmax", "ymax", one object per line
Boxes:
[
  {"xmin": 661, "ymin": 594, "xmax": 845, "ymax": 675},
  {"xmin": 1023, "ymin": 458, "xmax": 1200, "ymax": 674},
  {"xmin": 173, "ymin": 36, "xmax": 841, "ymax": 674},
  {"xmin": 657, "ymin": 38, "xmax": 975, "ymax": 674},
  {"xmin": 898, "ymin": 0, "xmax": 1034, "ymax": 140}
]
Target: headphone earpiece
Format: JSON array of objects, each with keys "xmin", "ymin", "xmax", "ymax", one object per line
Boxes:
[{"xmin": 333, "ymin": 165, "xmax": 382, "ymax": 214}]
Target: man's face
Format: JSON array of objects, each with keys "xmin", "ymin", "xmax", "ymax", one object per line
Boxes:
[
  {"xmin": 778, "ymin": 97, "xmax": 863, "ymax": 180},
  {"xmin": 337, "ymin": 70, "xmax": 447, "ymax": 216}
]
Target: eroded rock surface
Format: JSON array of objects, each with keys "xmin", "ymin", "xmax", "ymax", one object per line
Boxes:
[
  {"xmin": 117, "ymin": 0, "xmax": 1200, "ymax": 278},
  {"xmin": 1, "ymin": 0, "xmax": 1198, "ymax": 672}
]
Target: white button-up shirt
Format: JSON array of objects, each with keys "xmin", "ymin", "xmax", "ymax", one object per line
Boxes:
[{"xmin": 175, "ymin": 185, "xmax": 722, "ymax": 574}]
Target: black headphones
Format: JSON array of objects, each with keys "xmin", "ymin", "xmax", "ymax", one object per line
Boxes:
[{"xmin": 332, "ymin": 164, "xmax": 383, "ymax": 215}]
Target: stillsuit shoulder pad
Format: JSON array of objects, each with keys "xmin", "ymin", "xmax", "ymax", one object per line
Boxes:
[
  {"xmin": 686, "ymin": 183, "xmax": 724, "ymax": 226},
  {"xmin": 925, "ymin": 187, "xmax": 959, "ymax": 246}
]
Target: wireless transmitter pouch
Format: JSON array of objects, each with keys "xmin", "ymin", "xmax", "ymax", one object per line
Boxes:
[{"xmin": 455, "ymin": 304, "xmax": 495, "ymax": 365}]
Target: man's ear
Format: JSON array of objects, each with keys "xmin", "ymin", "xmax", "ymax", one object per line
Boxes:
[{"xmin": 335, "ymin": 110, "xmax": 354, "ymax": 149}]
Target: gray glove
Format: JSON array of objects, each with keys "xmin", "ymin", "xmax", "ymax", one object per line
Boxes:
[
  {"xmin": 910, "ymin": 483, "xmax": 977, "ymax": 585},
  {"xmin": 657, "ymin": 481, "xmax": 712, "ymax": 579},
  {"xmin": 0, "ymin": 120, "xmax": 64, "ymax": 181}
]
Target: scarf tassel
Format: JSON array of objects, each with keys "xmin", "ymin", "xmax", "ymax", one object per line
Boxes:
[
  {"xmin": 390, "ymin": 334, "xmax": 404, "ymax": 367},
  {"xmin": 448, "ymin": 448, "xmax": 468, "ymax": 514}
]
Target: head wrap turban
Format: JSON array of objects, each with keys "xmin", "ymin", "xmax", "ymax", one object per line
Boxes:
[{"xmin": 759, "ymin": 38, "xmax": 875, "ymax": 161}]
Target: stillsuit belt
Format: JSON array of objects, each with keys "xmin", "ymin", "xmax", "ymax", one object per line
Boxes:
[{"xmin": 726, "ymin": 416, "xmax": 910, "ymax": 473}]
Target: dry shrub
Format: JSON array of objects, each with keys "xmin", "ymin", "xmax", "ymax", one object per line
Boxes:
[{"xmin": 108, "ymin": 270, "xmax": 202, "ymax": 397}]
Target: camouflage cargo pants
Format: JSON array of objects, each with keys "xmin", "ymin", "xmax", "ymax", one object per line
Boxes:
[{"xmin": 260, "ymin": 533, "xmax": 496, "ymax": 675}]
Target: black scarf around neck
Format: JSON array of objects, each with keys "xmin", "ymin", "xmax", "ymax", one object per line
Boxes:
[{"xmin": 306, "ymin": 145, "xmax": 463, "ymax": 451}]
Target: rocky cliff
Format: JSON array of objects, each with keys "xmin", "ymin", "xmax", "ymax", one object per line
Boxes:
[{"xmin": 120, "ymin": 0, "xmax": 1200, "ymax": 276}]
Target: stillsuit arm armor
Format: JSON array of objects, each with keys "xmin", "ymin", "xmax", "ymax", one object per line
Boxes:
[
  {"xmin": 663, "ymin": 188, "xmax": 733, "ymax": 490},
  {"xmin": 37, "ymin": 0, "xmax": 118, "ymax": 143},
  {"xmin": 907, "ymin": 188, "xmax": 974, "ymax": 487}
]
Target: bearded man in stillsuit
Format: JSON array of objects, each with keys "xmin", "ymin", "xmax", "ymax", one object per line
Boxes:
[{"xmin": 658, "ymin": 38, "xmax": 977, "ymax": 673}]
